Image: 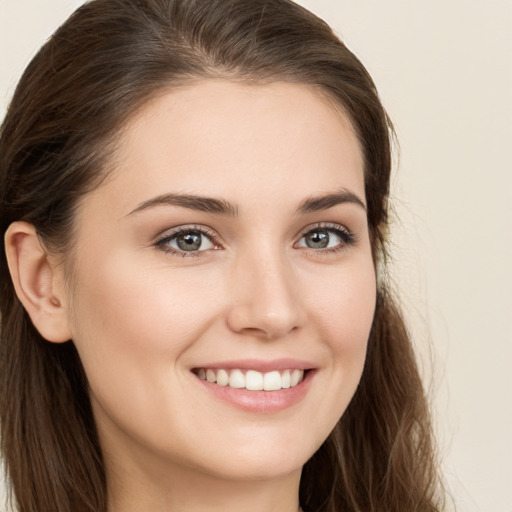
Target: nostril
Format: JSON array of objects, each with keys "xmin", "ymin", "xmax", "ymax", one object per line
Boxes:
[{"xmin": 226, "ymin": 307, "xmax": 304, "ymax": 340}]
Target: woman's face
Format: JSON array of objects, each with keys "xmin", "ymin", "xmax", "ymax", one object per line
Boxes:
[{"xmin": 63, "ymin": 80, "xmax": 376, "ymax": 485}]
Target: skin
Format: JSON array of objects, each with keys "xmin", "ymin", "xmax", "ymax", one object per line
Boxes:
[{"xmin": 7, "ymin": 80, "xmax": 376, "ymax": 512}]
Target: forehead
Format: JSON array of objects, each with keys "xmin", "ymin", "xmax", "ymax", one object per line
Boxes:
[{"xmin": 83, "ymin": 80, "xmax": 365, "ymax": 218}]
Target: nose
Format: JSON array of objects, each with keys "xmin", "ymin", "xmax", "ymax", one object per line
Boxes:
[{"xmin": 226, "ymin": 248, "xmax": 305, "ymax": 340}]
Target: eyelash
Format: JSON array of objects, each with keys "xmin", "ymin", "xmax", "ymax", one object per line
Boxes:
[
  {"xmin": 154, "ymin": 223, "xmax": 357, "ymax": 257},
  {"xmin": 295, "ymin": 223, "xmax": 357, "ymax": 254},
  {"xmin": 154, "ymin": 225, "xmax": 220, "ymax": 257}
]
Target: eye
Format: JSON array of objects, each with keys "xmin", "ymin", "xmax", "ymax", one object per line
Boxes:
[
  {"xmin": 155, "ymin": 227, "xmax": 218, "ymax": 255},
  {"xmin": 295, "ymin": 225, "xmax": 356, "ymax": 252}
]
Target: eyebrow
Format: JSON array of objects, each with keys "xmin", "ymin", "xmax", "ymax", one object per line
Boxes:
[
  {"xmin": 128, "ymin": 193, "xmax": 239, "ymax": 217},
  {"xmin": 296, "ymin": 189, "xmax": 366, "ymax": 214},
  {"xmin": 128, "ymin": 188, "xmax": 366, "ymax": 217}
]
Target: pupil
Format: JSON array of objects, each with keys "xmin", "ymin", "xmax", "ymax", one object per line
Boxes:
[
  {"xmin": 307, "ymin": 230, "xmax": 329, "ymax": 248},
  {"xmin": 177, "ymin": 232, "xmax": 201, "ymax": 251}
]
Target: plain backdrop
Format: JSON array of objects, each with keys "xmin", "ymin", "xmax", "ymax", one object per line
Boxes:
[{"xmin": 1, "ymin": 1, "xmax": 511, "ymax": 511}]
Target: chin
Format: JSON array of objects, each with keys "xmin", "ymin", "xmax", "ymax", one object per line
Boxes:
[{"xmin": 181, "ymin": 427, "xmax": 323, "ymax": 482}]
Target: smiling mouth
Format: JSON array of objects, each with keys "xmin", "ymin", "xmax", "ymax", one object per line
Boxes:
[{"xmin": 193, "ymin": 368, "xmax": 306, "ymax": 391}]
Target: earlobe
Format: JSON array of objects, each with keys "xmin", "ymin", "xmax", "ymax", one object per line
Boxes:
[{"xmin": 4, "ymin": 221, "xmax": 72, "ymax": 343}]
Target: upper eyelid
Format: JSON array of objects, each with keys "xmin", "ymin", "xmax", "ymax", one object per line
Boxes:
[
  {"xmin": 154, "ymin": 224, "xmax": 220, "ymax": 243},
  {"xmin": 295, "ymin": 221, "xmax": 351, "ymax": 239},
  {"xmin": 155, "ymin": 221, "xmax": 348, "ymax": 237}
]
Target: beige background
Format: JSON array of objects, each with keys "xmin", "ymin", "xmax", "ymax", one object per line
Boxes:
[{"xmin": 1, "ymin": 1, "xmax": 511, "ymax": 511}]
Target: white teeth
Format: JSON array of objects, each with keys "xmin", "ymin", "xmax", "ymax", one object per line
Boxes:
[
  {"xmin": 196, "ymin": 368, "xmax": 305, "ymax": 391},
  {"xmin": 229, "ymin": 369, "xmax": 246, "ymax": 389},
  {"xmin": 290, "ymin": 369, "xmax": 302, "ymax": 387},
  {"xmin": 263, "ymin": 370, "xmax": 282, "ymax": 391},
  {"xmin": 281, "ymin": 369, "xmax": 291, "ymax": 389},
  {"xmin": 246, "ymin": 370, "xmax": 263, "ymax": 390},
  {"xmin": 216, "ymin": 369, "xmax": 229, "ymax": 387}
]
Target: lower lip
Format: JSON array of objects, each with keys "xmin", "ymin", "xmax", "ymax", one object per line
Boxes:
[{"xmin": 194, "ymin": 371, "xmax": 315, "ymax": 413}]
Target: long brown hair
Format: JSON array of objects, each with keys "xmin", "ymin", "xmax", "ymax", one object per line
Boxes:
[{"xmin": 0, "ymin": 1, "xmax": 443, "ymax": 510}]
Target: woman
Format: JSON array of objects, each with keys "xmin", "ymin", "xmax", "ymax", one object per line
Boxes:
[{"xmin": 0, "ymin": 0, "xmax": 444, "ymax": 511}]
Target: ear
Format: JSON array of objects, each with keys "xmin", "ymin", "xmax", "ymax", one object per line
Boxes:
[{"xmin": 4, "ymin": 221, "xmax": 72, "ymax": 343}]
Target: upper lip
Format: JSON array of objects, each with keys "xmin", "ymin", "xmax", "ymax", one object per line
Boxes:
[{"xmin": 191, "ymin": 358, "xmax": 316, "ymax": 372}]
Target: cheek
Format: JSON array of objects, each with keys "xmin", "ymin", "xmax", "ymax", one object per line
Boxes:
[
  {"xmin": 290, "ymin": 254, "xmax": 376, "ymax": 445},
  {"xmin": 303, "ymin": 254, "xmax": 376, "ymax": 400},
  {"xmin": 66, "ymin": 251, "xmax": 231, "ymax": 454},
  {"xmin": 308, "ymin": 256, "xmax": 376, "ymax": 348},
  {"xmin": 67, "ymin": 251, "xmax": 224, "ymax": 391}
]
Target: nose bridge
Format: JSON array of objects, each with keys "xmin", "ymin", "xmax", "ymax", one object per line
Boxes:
[{"xmin": 227, "ymin": 243, "xmax": 304, "ymax": 339}]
